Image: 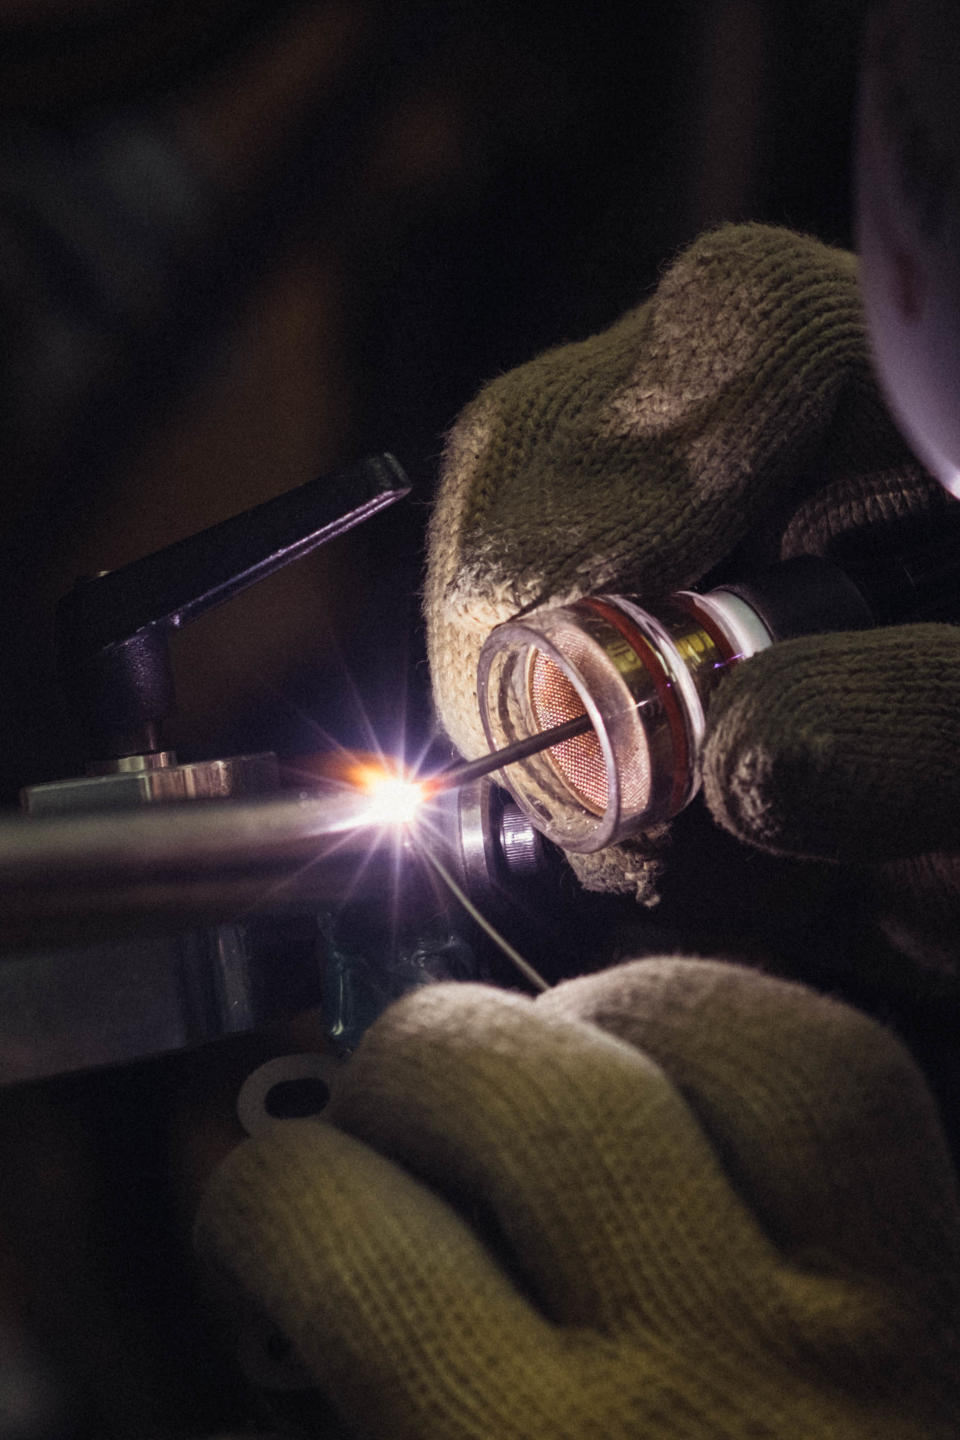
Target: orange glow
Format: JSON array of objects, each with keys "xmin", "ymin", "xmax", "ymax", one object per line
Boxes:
[
  {"xmin": 350, "ymin": 762, "xmax": 426, "ymax": 825},
  {"xmin": 282, "ymin": 751, "xmax": 429, "ymax": 826}
]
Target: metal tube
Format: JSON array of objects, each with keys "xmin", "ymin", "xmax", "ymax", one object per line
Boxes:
[
  {"xmin": 0, "ymin": 790, "xmax": 410, "ymax": 943},
  {"xmin": 0, "ymin": 731, "xmax": 576, "ymax": 944}
]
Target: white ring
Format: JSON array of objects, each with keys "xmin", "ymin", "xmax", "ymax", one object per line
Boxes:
[{"xmin": 236, "ymin": 1053, "xmax": 340, "ymax": 1137}]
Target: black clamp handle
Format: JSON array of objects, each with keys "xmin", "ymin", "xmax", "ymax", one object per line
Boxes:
[{"xmin": 56, "ymin": 453, "xmax": 409, "ymax": 758}]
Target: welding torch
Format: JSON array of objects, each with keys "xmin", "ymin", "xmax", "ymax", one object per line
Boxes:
[{"xmin": 2, "ymin": 445, "xmax": 958, "ymax": 1014}]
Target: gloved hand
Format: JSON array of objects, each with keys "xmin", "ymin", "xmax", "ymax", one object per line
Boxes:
[
  {"xmin": 196, "ymin": 959, "xmax": 960, "ymax": 1439},
  {"xmin": 424, "ymin": 223, "xmax": 960, "ymax": 962}
]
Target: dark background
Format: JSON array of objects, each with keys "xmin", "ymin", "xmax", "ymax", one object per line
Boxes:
[
  {"xmin": 0, "ymin": 0, "xmax": 867, "ymax": 799},
  {"xmin": 0, "ymin": 3, "xmax": 874, "ymax": 1437}
]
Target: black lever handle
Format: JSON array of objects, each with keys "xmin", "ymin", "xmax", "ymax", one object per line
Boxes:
[{"xmin": 57, "ymin": 453, "xmax": 409, "ymax": 758}]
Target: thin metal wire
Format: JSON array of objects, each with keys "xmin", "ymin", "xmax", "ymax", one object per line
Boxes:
[{"xmin": 417, "ymin": 844, "xmax": 550, "ymax": 993}]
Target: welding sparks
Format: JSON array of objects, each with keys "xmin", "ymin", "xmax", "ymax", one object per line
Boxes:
[
  {"xmin": 348, "ymin": 757, "xmax": 548, "ymax": 991},
  {"xmin": 281, "ymin": 741, "xmax": 549, "ymax": 994},
  {"xmin": 288, "ymin": 750, "xmax": 430, "ymax": 829},
  {"xmin": 296, "ymin": 718, "xmax": 588, "ymax": 830},
  {"xmin": 350, "ymin": 762, "xmax": 427, "ymax": 827}
]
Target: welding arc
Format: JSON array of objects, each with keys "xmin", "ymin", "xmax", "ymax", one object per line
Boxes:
[{"xmin": 429, "ymin": 713, "xmax": 591, "ymax": 794}]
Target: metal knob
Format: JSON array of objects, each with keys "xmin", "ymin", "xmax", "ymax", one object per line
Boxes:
[{"xmin": 499, "ymin": 801, "xmax": 545, "ymax": 879}]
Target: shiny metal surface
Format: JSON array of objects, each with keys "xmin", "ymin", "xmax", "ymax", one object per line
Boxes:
[
  {"xmin": 0, "ymin": 789, "xmax": 398, "ymax": 940},
  {"xmin": 1, "ymin": 751, "xmax": 294, "ymax": 1080},
  {"xmin": 0, "ymin": 757, "xmax": 553, "ymax": 1080},
  {"xmin": 23, "ymin": 752, "xmax": 280, "ymax": 815},
  {"xmin": 0, "ymin": 774, "xmax": 551, "ymax": 937},
  {"xmin": 499, "ymin": 802, "xmax": 544, "ymax": 879},
  {"xmin": 454, "ymin": 778, "xmax": 503, "ymax": 900}
]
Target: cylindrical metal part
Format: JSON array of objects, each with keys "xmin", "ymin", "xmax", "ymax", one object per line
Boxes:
[
  {"xmin": 0, "ymin": 790, "xmax": 410, "ymax": 944},
  {"xmin": 0, "ymin": 774, "xmax": 548, "ymax": 948},
  {"xmin": 0, "ymin": 769, "xmax": 553, "ymax": 1079}
]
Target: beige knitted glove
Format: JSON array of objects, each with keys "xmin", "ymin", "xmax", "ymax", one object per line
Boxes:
[
  {"xmin": 424, "ymin": 222, "xmax": 960, "ymax": 912},
  {"xmin": 196, "ymin": 959, "xmax": 960, "ymax": 1439}
]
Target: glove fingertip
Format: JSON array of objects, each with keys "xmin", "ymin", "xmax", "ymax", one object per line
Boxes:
[{"xmin": 703, "ymin": 627, "xmax": 960, "ymax": 862}]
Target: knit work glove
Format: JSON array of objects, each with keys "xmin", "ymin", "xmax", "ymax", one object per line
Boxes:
[
  {"xmin": 424, "ymin": 223, "xmax": 960, "ymax": 929},
  {"xmin": 196, "ymin": 959, "xmax": 960, "ymax": 1439}
]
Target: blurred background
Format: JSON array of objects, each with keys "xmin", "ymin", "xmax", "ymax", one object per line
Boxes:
[
  {"xmin": 0, "ymin": 0, "xmax": 868, "ymax": 802},
  {"xmin": 0, "ymin": 2, "xmax": 872, "ymax": 1435}
]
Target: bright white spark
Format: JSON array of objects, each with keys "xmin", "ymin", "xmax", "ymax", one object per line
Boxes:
[{"xmin": 355, "ymin": 770, "xmax": 426, "ymax": 827}]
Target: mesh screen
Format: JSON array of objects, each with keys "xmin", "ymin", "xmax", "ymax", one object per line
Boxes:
[
  {"xmin": 529, "ymin": 632, "xmax": 653, "ymax": 818},
  {"xmin": 530, "ymin": 651, "xmax": 608, "ymax": 813}
]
